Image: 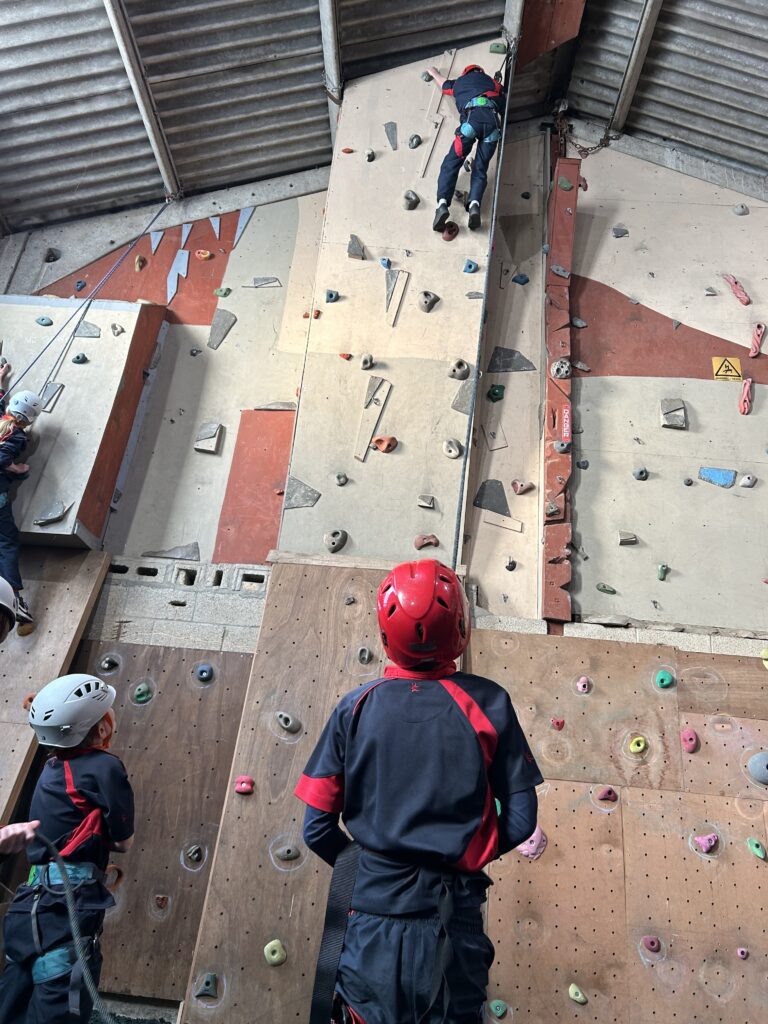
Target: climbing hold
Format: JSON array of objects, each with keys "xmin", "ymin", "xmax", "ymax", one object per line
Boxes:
[
  {"xmin": 419, "ymin": 291, "xmax": 440, "ymax": 312},
  {"xmin": 673, "ymin": 320, "xmax": 681, "ymax": 329},
  {"xmin": 660, "ymin": 398, "xmax": 688, "ymax": 430},
  {"xmin": 133, "ymin": 681, "xmax": 153, "ymax": 705},
  {"xmin": 629, "ymin": 735, "xmax": 647, "ymax": 755},
  {"xmin": 704, "ymin": 286, "xmax": 717, "ymax": 297},
  {"xmin": 414, "ymin": 534, "xmax": 439, "ymax": 550},
  {"xmin": 739, "ymin": 377, "xmax": 753, "ymax": 416},
  {"xmin": 683, "ymin": 477, "xmax": 693, "ymax": 486},
  {"xmin": 551, "ymin": 264, "xmax": 570, "ymax": 278},
  {"xmin": 733, "ymin": 204, "xmax": 749, "ymax": 216},
  {"xmin": 344, "ymin": 596, "xmax": 356, "ymax": 605},
  {"xmin": 275, "ymin": 844, "xmax": 301, "ymax": 862},
  {"xmin": 443, "ymin": 438, "xmax": 463, "ymax": 459},
  {"xmin": 463, "ymin": 259, "xmax": 479, "ymax": 274},
  {"xmin": 571, "ymin": 316, "xmax": 587, "ymax": 329},
  {"xmin": 335, "ymin": 473, "xmax": 348, "ymax": 487},
  {"xmin": 576, "ymin": 676, "xmax": 591, "ymax": 694},
  {"xmin": 154, "ymin": 894, "xmax": 169, "ymax": 910},
  {"xmin": 324, "ymin": 529, "xmax": 348, "ymax": 553},
  {"xmin": 276, "ymin": 711, "xmax": 302, "ymax": 734},
  {"xmin": 746, "ymin": 752, "xmax": 768, "ymax": 785},
  {"xmin": 379, "ymin": 257, "xmax": 392, "ymax": 269},
  {"xmin": 722, "ymin": 273, "xmax": 751, "ymax": 305},
  {"xmin": 516, "ymin": 824, "xmax": 547, "ymax": 860},
  {"xmin": 100, "ymin": 655, "xmax": 119, "ymax": 672},
  {"xmin": 554, "ymin": 440, "xmax": 571, "ymax": 454},
  {"xmin": 408, "ymin": 134, "xmax": 422, "ymax": 149},
  {"xmin": 618, "ymin": 531, "xmax": 637, "ymax": 545},
  {"xmin": 694, "ymin": 833, "xmax": 719, "ymax": 854},
  {"xmin": 550, "ymin": 717, "xmax": 564, "ymax": 731},
  {"xmin": 365, "ymin": 149, "xmax": 375, "ymax": 162},
  {"xmin": 550, "ymin": 358, "xmax": 571, "ymax": 379},
  {"xmin": 213, "ymin": 287, "xmax": 231, "ymax": 297},
  {"xmin": 235, "ymin": 775, "xmax": 255, "ymax": 795},
  {"xmin": 699, "ymin": 466, "xmax": 737, "ymax": 488},
  {"xmin": 568, "ymin": 983, "xmax": 587, "ymax": 1005},
  {"xmin": 194, "ymin": 249, "xmax": 212, "ymax": 260},
  {"xmin": 326, "ymin": 289, "xmax": 339, "ymax": 303},
  {"xmin": 264, "ymin": 939, "xmax": 287, "ymax": 966},
  {"xmin": 339, "ymin": 352, "xmax": 352, "ymax": 360},
  {"xmin": 111, "ymin": 323, "xmax": 124, "ymax": 336},
  {"xmin": 348, "ymin": 234, "xmax": 366, "ymax": 260},
  {"xmin": 512, "ymin": 480, "xmax": 534, "ymax": 495},
  {"xmin": 44, "ymin": 247, "xmax": 61, "ymax": 263},
  {"xmin": 403, "ymin": 190, "xmax": 420, "ymax": 210},
  {"xmin": 545, "ymin": 500, "xmax": 560, "ymax": 517},
  {"xmin": 557, "ymin": 176, "xmax": 574, "ymax": 191},
  {"xmin": 657, "ymin": 564, "xmax": 670, "ymax": 582},
  {"xmin": 488, "ymin": 999, "xmax": 507, "ymax": 1019},
  {"xmin": 442, "ymin": 222, "xmax": 459, "ymax": 242},
  {"xmin": 489, "ymin": 40, "xmax": 507, "ymax": 53},
  {"xmin": 361, "ymin": 353, "xmax": 375, "ymax": 370},
  {"xmin": 512, "ymin": 273, "xmax": 530, "ymax": 286},
  {"xmin": 749, "ymin": 322, "xmax": 765, "ymax": 358},
  {"xmin": 134, "ymin": 254, "xmax": 146, "ymax": 272},
  {"xmin": 358, "ymin": 647, "xmax": 373, "ymax": 665},
  {"xmin": 195, "ymin": 973, "xmax": 218, "ymax": 999},
  {"xmin": 341, "ymin": 147, "xmax": 354, "ymax": 154},
  {"xmin": 747, "ymin": 837, "xmax": 766, "ymax": 860},
  {"xmin": 71, "ymin": 352, "xmax": 88, "ymax": 364},
  {"xmin": 36, "ymin": 316, "xmax": 53, "ymax": 327},
  {"xmin": 195, "ymin": 663, "xmax": 215, "ymax": 683},
  {"xmin": 421, "ymin": 70, "xmax": 433, "ymax": 82},
  {"xmin": 448, "ymin": 358, "xmax": 470, "ymax": 380},
  {"xmin": 612, "ymin": 225, "xmax": 629, "ymax": 238},
  {"xmin": 655, "ymin": 669, "xmax": 675, "ymax": 689},
  {"xmin": 633, "ymin": 467, "xmax": 649, "ymax": 481},
  {"xmin": 505, "ymin": 559, "xmax": 516, "ymax": 572},
  {"xmin": 736, "ymin": 947, "xmax": 749, "ymax": 959},
  {"xmin": 185, "ymin": 844, "xmax": 204, "ymax": 863},
  {"xmin": 681, "ymin": 729, "xmax": 699, "ymax": 753},
  {"xmin": 418, "ymin": 494, "xmax": 435, "ymax": 508},
  {"xmin": 371, "ymin": 435, "xmax": 398, "ymax": 453},
  {"xmin": 487, "ymin": 384, "xmax": 505, "ymax": 402},
  {"xmin": 597, "ymin": 582, "xmax": 616, "ymax": 595},
  {"xmin": 597, "ymin": 787, "xmax": 617, "ymax": 802},
  {"xmin": 75, "ymin": 279, "xmax": 86, "ymax": 292},
  {"xmin": 642, "ymin": 936, "xmax": 661, "ymax": 954}
]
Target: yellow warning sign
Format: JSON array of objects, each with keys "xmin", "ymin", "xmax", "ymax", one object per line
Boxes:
[{"xmin": 712, "ymin": 356, "xmax": 742, "ymax": 380}]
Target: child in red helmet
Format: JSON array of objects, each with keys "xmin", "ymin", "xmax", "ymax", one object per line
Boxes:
[{"xmin": 295, "ymin": 560, "xmax": 541, "ymax": 1024}]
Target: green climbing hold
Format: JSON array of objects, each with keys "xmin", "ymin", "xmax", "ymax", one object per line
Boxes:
[
  {"xmin": 489, "ymin": 999, "xmax": 508, "ymax": 1018},
  {"xmin": 657, "ymin": 563, "xmax": 670, "ymax": 581},
  {"xmin": 489, "ymin": 41, "xmax": 507, "ymax": 54},
  {"xmin": 747, "ymin": 837, "xmax": 766, "ymax": 860},
  {"xmin": 558, "ymin": 176, "xmax": 574, "ymax": 192},
  {"xmin": 629, "ymin": 735, "xmax": 647, "ymax": 755},
  {"xmin": 655, "ymin": 669, "xmax": 675, "ymax": 690},
  {"xmin": 596, "ymin": 582, "xmax": 616, "ymax": 595},
  {"xmin": 264, "ymin": 938, "xmax": 287, "ymax": 966},
  {"xmin": 487, "ymin": 384, "xmax": 505, "ymax": 403},
  {"xmin": 133, "ymin": 681, "xmax": 153, "ymax": 704},
  {"xmin": 213, "ymin": 287, "xmax": 232, "ymax": 297},
  {"xmin": 568, "ymin": 983, "xmax": 587, "ymax": 1005}
]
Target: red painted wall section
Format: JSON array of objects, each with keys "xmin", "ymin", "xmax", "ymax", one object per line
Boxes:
[
  {"xmin": 517, "ymin": 0, "xmax": 587, "ymax": 69},
  {"xmin": 77, "ymin": 303, "xmax": 167, "ymax": 540},
  {"xmin": 570, "ymin": 275, "xmax": 768, "ymax": 384},
  {"xmin": 41, "ymin": 213, "xmax": 238, "ymax": 326},
  {"xmin": 213, "ymin": 410, "xmax": 296, "ymax": 565}
]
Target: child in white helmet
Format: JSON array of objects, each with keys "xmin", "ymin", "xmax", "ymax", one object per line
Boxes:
[
  {"xmin": 0, "ymin": 674, "xmax": 134, "ymax": 1024},
  {"xmin": 0, "ymin": 360, "xmax": 42, "ymax": 628}
]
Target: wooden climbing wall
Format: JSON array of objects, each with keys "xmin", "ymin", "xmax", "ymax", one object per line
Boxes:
[
  {"xmin": 70, "ymin": 641, "xmax": 253, "ymax": 1002},
  {"xmin": 182, "ymin": 562, "xmax": 386, "ymax": 1023},
  {"xmin": 467, "ymin": 630, "xmax": 768, "ymax": 1022}
]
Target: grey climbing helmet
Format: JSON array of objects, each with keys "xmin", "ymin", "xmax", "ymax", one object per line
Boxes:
[
  {"xmin": 7, "ymin": 389, "xmax": 42, "ymax": 423},
  {"xmin": 28, "ymin": 674, "xmax": 116, "ymax": 748}
]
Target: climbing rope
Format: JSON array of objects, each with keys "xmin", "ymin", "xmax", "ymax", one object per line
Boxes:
[{"xmin": 6, "ymin": 202, "xmax": 169, "ymax": 398}]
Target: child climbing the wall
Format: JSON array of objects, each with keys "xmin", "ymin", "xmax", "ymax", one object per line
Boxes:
[
  {"xmin": 0, "ymin": 673, "xmax": 135, "ymax": 1024},
  {"xmin": 0, "ymin": 360, "xmax": 42, "ymax": 629},
  {"xmin": 295, "ymin": 559, "xmax": 542, "ymax": 1024}
]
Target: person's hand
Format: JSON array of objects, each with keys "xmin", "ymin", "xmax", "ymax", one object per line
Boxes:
[
  {"xmin": 426, "ymin": 66, "xmax": 439, "ymax": 78},
  {"xmin": 0, "ymin": 821, "xmax": 40, "ymax": 854},
  {"xmin": 0, "ymin": 361, "xmax": 11, "ymax": 382},
  {"xmin": 7, "ymin": 463, "xmax": 29, "ymax": 474}
]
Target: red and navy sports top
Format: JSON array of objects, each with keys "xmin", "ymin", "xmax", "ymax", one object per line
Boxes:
[
  {"xmin": 27, "ymin": 748, "xmax": 135, "ymax": 870},
  {"xmin": 441, "ymin": 69, "xmax": 504, "ymax": 121}
]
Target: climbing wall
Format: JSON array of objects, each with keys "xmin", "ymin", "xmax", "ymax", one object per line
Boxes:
[
  {"xmin": 182, "ymin": 561, "xmax": 386, "ymax": 1023},
  {"xmin": 71, "ymin": 640, "xmax": 252, "ymax": 1002},
  {"xmin": 467, "ymin": 629, "xmax": 768, "ymax": 1021}
]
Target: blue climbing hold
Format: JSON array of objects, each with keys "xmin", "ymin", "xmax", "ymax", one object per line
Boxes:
[
  {"xmin": 36, "ymin": 316, "xmax": 53, "ymax": 327},
  {"xmin": 379, "ymin": 257, "xmax": 392, "ymax": 269},
  {"xmin": 75, "ymin": 280, "xmax": 86, "ymax": 292},
  {"xmin": 698, "ymin": 467, "xmax": 737, "ymax": 488},
  {"xmin": 463, "ymin": 259, "xmax": 479, "ymax": 274},
  {"xmin": 512, "ymin": 273, "xmax": 529, "ymax": 286},
  {"xmin": 325, "ymin": 289, "xmax": 339, "ymax": 303}
]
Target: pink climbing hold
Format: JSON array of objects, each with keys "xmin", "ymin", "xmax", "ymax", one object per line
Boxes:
[
  {"xmin": 597, "ymin": 787, "xmax": 618, "ymax": 803},
  {"xmin": 414, "ymin": 533, "xmax": 439, "ymax": 550},
  {"xmin": 235, "ymin": 775, "xmax": 255, "ymax": 795},
  {"xmin": 693, "ymin": 832, "xmax": 718, "ymax": 854},
  {"xmin": 511, "ymin": 479, "xmax": 534, "ymax": 495},
  {"xmin": 550, "ymin": 717, "xmax": 565, "ymax": 731},
  {"xmin": 736, "ymin": 947, "xmax": 749, "ymax": 960},
  {"xmin": 576, "ymin": 676, "xmax": 591, "ymax": 693},
  {"xmin": 681, "ymin": 728, "xmax": 699, "ymax": 754},
  {"xmin": 642, "ymin": 936, "xmax": 661, "ymax": 954},
  {"xmin": 516, "ymin": 824, "xmax": 547, "ymax": 861},
  {"xmin": 749, "ymin": 322, "xmax": 765, "ymax": 358},
  {"xmin": 722, "ymin": 274, "xmax": 751, "ymax": 306},
  {"xmin": 739, "ymin": 378, "xmax": 752, "ymax": 415}
]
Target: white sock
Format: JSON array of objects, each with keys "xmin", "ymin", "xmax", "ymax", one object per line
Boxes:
[
  {"xmin": 469, "ymin": 200, "xmax": 480, "ymax": 209},
  {"xmin": 438, "ymin": 198, "xmax": 448, "ymax": 207}
]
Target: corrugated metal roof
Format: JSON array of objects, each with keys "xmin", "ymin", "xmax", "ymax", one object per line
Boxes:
[
  {"xmin": 567, "ymin": 0, "xmax": 644, "ymax": 121},
  {"xmin": 0, "ymin": 0, "xmax": 164, "ymax": 230},
  {"xmin": 625, "ymin": 0, "xmax": 768, "ymax": 179},
  {"xmin": 125, "ymin": 0, "xmax": 333, "ymax": 194}
]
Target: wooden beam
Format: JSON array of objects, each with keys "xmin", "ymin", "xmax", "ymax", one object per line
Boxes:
[{"xmin": 610, "ymin": 0, "xmax": 664, "ymax": 131}]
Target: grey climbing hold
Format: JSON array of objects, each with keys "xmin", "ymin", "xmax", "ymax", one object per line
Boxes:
[
  {"xmin": 550, "ymin": 358, "xmax": 571, "ymax": 380},
  {"xmin": 506, "ymin": 559, "xmax": 516, "ymax": 572},
  {"xmin": 361, "ymin": 354, "xmax": 375, "ymax": 370},
  {"xmin": 512, "ymin": 273, "xmax": 529, "ymax": 285},
  {"xmin": 448, "ymin": 359, "xmax": 470, "ymax": 381},
  {"xmin": 36, "ymin": 316, "xmax": 53, "ymax": 327},
  {"xmin": 618, "ymin": 532, "xmax": 637, "ymax": 545},
  {"xmin": 71, "ymin": 353, "xmax": 88, "ymax": 364},
  {"xmin": 195, "ymin": 663, "xmax": 214, "ymax": 682},
  {"xmin": 747, "ymin": 752, "xmax": 768, "ymax": 785},
  {"xmin": 576, "ymin": 458, "xmax": 589, "ymax": 470},
  {"xmin": 344, "ymin": 596, "xmax": 356, "ymax": 605},
  {"xmin": 185, "ymin": 844, "xmax": 204, "ymax": 863},
  {"xmin": 542, "ymin": 243, "xmax": 550, "ymax": 253},
  {"xmin": 698, "ymin": 466, "xmax": 736, "ymax": 488},
  {"xmin": 383, "ymin": 121, "xmax": 398, "ymax": 150},
  {"xmin": 111, "ymin": 323, "xmax": 124, "ymax": 336},
  {"xmin": 466, "ymin": 291, "xmax": 483, "ymax": 299},
  {"xmin": 283, "ymin": 476, "xmax": 322, "ymax": 510},
  {"xmin": 672, "ymin": 320, "xmax": 681, "ymax": 330},
  {"xmin": 276, "ymin": 711, "xmax": 302, "ymax": 734},
  {"xmin": 419, "ymin": 291, "xmax": 440, "ymax": 312},
  {"xmin": 33, "ymin": 500, "xmax": 73, "ymax": 527},
  {"xmin": 194, "ymin": 422, "xmax": 223, "ymax": 454},
  {"xmin": 739, "ymin": 474, "xmax": 757, "ymax": 488},
  {"xmin": 554, "ymin": 440, "xmax": 571, "ymax": 454},
  {"xmin": 733, "ymin": 203, "xmax": 749, "ymax": 216},
  {"xmin": 633, "ymin": 467, "xmax": 649, "ymax": 481},
  {"xmin": 100, "ymin": 655, "xmax": 119, "ymax": 672},
  {"xmin": 612, "ymin": 225, "xmax": 629, "ymax": 238},
  {"xmin": 326, "ymin": 289, "xmax": 339, "ymax": 303},
  {"xmin": 571, "ymin": 359, "xmax": 591, "ymax": 372},
  {"xmin": 597, "ymin": 582, "xmax": 617, "ymax": 595},
  {"xmin": 568, "ymin": 983, "xmax": 587, "ymax": 1005},
  {"xmin": 408, "ymin": 133, "xmax": 422, "ymax": 149},
  {"xmin": 275, "ymin": 844, "xmax": 301, "ymax": 862},
  {"xmin": 660, "ymin": 398, "xmax": 687, "ymax": 430},
  {"xmin": 463, "ymin": 260, "xmax": 479, "ymax": 274},
  {"xmin": 418, "ymin": 494, "xmax": 435, "ymax": 509},
  {"xmin": 358, "ymin": 647, "xmax": 373, "ymax": 665},
  {"xmin": 571, "ymin": 316, "xmax": 588, "ymax": 328},
  {"xmin": 365, "ymin": 149, "xmax": 375, "ymax": 162},
  {"xmin": 142, "ymin": 543, "xmax": 200, "ymax": 560},
  {"xmin": 705, "ymin": 286, "xmax": 717, "ymax": 296},
  {"xmin": 335, "ymin": 473, "xmax": 348, "ymax": 487},
  {"xmin": 487, "ymin": 346, "xmax": 535, "ymax": 373},
  {"xmin": 195, "ymin": 973, "xmax": 218, "ymax": 999},
  {"xmin": 404, "ymin": 190, "xmax": 420, "ymax": 210},
  {"xmin": 208, "ymin": 308, "xmax": 237, "ymax": 350},
  {"xmin": 443, "ymin": 438, "xmax": 463, "ymax": 459},
  {"xmin": 550, "ymin": 264, "xmax": 570, "ymax": 279},
  {"xmin": 75, "ymin": 280, "xmax": 86, "ymax": 291},
  {"xmin": 473, "ymin": 480, "xmax": 511, "ymax": 518},
  {"xmin": 324, "ymin": 529, "xmax": 348, "ymax": 553},
  {"xmin": 420, "ymin": 70, "xmax": 433, "ymax": 82},
  {"xmin": 657, "ymin": 563, "xmax": 670, "ymax": 581},
  {"xmin": 348, "ymin": 234, "xmax": 366, "ymax": 260},
  {"xmin": 683, "ymin": 477, "xmax": 693, "ymax": 486},
  {"xmin": 74, "ymin": 321, "xmax": 101, "ymax": 338},
  {"xmin": 451, "ymin": 378, "xmax": 474, "ymax": 415},
  {"xmin": 628, "ymin": 296, "xmax": 640, "ymax": 304},
  {"xmin": 521, "ymin": 191, "xmax": 531, "ymax": 200}
]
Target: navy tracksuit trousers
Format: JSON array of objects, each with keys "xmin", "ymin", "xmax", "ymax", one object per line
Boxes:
[
  {"xmin": 0, "ymin": 492, "xmax": 22, "ymax": 592},
  {"xmin": 436, "ymin": 115, "xmax": 499, "ymax": 208}
]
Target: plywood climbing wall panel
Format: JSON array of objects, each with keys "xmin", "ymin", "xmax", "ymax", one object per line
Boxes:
[
  {"xmin": 622, "ymin": 788, "xmax": 768, "ymax": 1023},
  {"xmin": 182, "ymin": 563, "xmax": 386, "ymax": 1023},
  {"xmin": 71, "ymin": 641, "xmax": 252, "ymax": 1001},
  {"xmin": 466, "ymin": 630, "xmax": 684, "ymax": 791},
  {"xmin": 677, "ymin": 653, "xmax": 768, "ymax": 721},
  {"xmin": 487, "ymin": 780, "xmax": 628, "ymax": 1022},
  {"xmin": 680, "ymin": 712, "xmax": 768, "ymax": 802}
]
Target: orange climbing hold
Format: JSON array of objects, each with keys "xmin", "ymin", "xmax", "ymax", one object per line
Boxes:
[
  {"xmin": 371, "ymin": 435, "xmax": 398, "ymax": 454},
  {"xmin": 195, "ymin": 249, "xmax": 213, "ymax": 261}
]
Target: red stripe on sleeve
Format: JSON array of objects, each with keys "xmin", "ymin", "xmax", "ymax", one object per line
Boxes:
[
  {"xmin": 294, "ymin": 773, "xmax": 344, "ymax": 814},
  {"xmin": 442, "ymin": 86, "xmax": 454, "ymax": 95}
]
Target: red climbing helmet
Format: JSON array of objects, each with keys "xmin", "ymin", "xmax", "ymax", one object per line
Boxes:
[
  {"xmin": 377, "ymin": 560, "xmax": 470, "ymax": 669},
  {"xmin": 462, "ymin": 64, "xmax": 484, "ymax": 76}
]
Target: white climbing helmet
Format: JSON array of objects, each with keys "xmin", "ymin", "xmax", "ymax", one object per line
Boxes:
[
  {"xmin": 0, "ymin": 575, "xmax": 16, "ymax": 633},
  {"xmin": 28, "ymin": 674, "xmax": 116, "ymax": 748},
  {"xmin": 7, "ymin": 390, "xmax": 42, "ymax": 423}
]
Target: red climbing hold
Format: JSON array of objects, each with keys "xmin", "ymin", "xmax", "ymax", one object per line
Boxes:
[
  {"xmin": 341, "ymin": 147, "xmax": 354, "ymax": 154},
  {"xmin": 339, "ymin": 353, "xmax": 353, "ymax": 360},
  {"xmin": 749, "ymin": 323, "xmax": 765, "ymax": 358},
  {"xmin": 550, "ymin": 717, "xmax": 565, "ymax": 731},
  {"xmin": 642, "ymin": 936, "xmax": 661, "ymax": 954},
  {"xmin": 739, "ymin": 378, "xmax": 752, "ymax": 415},
  {"xmin": 371, "ymin": 435, "xmax": 398, "ymax": 453},
  {"xmin": 597, "ymin": 787, "xmax": 618, "ymax": 802},
  {"xmin": 414, "ymin": 534, "xmax": 439, "ymax": 550},
  {"xmin": 722, "ymin": 274, "xmax": 751, "ymax": 306},
  {"xmin": 313, "ymin": 309, "xmax": 321, "ymax": 319},
  {"xmin": 442, "ymin": 222, "xmax": 459, "ymax": 242},
  {"xmin": 235, "ymin": 775, "xmax": 255, "ymax": 795},
  {"xmin": 681, "ymin": 728, "xmax": 699, "ymax": 754}
]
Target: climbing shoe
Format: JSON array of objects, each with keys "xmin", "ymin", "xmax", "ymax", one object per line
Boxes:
[
  {"xmin": 468, "ymin": 201, "xmax": 481, "ymax": 231},
  {"xmin": 15, "ymin": 596, "xmax": 33, "ymax": 625},
  {"xmin": 432, "ymin": 201, "xmax": 450, "ymax": 232}
]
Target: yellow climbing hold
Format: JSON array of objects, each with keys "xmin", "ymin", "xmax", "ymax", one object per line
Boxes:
[
  {"xmin": 629, "ymin": 735, "xmax": 647, "ymax": 755},
  {"xmin": 264, "ymin": 939, "xmax": 287, "ymax": 966},
  {"xmin": 568, "ymin": 983, "xmax": 588, "ymax": 1005}
]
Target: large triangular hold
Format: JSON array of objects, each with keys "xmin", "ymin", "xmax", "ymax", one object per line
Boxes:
[
  {"xmin": 487, "ymin": 346, "xmax": 536, "ymax": 373},
  {"xmin": 233, "ymin": 206, "xmax": 255, "ymax": 248},
  {"xmin": 348, "ymin": 234, "xmax": 365, "ymax": 260},
  {"xmin": 208, "ymin": 308, "xmax": 237, "ymax": 350},
  {"xmin": 209, "ymin": 216, "xmax": 221, "ymax": 239},
  {"xmin": 150, "ymin": 230, "xmax": 164, "ymax": 254},
  {"xmin": 74, "ymin": 321, "xmax": 101, "ymax": 338},
  {"xmin": 180, "ymin": 223, "xmax": 192, "ymax": 247},
  {"xmin": 385, "ymin": 268, "xmax": 398, "ymax": 310},
  {"xmin": 472, "ymin": 479, "xmax": 511, "ymax": 518},
  {"xmin": 283, "ymin": 476, "xmax": 322, "ymax": 510},
  {"xmin": 383, "ymin": 121, "xmax": 397, "ymax": 150}
]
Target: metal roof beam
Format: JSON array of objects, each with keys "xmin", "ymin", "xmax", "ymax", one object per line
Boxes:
[
  {"xmin": 610, "ymin": 0, "xmax": 664, "ymax": 131},
  {"xmin": 318, "ymin": 0, "xmax": 342, "ymax": 145}
]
